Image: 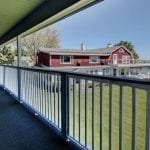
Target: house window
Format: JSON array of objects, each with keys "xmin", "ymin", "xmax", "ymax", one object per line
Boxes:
[
  {"xmin": 122, "ymin": 56, "xmax": 130, "ymax": 63},
  {"xmin": 89, "ymin": 56, "xmax": 99, "ymax": 63},
  {"xmin": 60, "ymin": 55, "xmax": 73, "ymax": 64}
]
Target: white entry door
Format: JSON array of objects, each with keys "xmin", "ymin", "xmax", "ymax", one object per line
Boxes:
[{"xmin": 113, "ymin": 54, "xmax": 118, "ymax": 64}]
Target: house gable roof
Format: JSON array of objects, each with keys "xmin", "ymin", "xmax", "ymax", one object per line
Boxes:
[{"xmin": 38, "ymin": 46, "xmax": 130, "ymax": 56}]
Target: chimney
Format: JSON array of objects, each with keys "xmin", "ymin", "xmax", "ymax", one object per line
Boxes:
[
  {"xmin": 81, "ymin": 43, "xmax": 85, "ymax": 51},
  {"xmin": 107, "ymin": 43, "xmax": 113, "ymax": 48}
]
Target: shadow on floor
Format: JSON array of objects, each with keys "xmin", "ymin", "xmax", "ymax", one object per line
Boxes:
[{"xmin": 0, "ymin": 88, "xmax": 79, "ymax": 150}]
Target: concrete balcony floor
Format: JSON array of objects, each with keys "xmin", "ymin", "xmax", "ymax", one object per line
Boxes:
[{"xmin": 0, "ymin": 88, "xmax": 78, "ymax": 150}]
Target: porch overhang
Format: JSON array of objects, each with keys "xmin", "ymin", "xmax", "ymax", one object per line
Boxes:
[{"xmin": 0, "ymin": 0, "xmax": 103, "ymax": 45}]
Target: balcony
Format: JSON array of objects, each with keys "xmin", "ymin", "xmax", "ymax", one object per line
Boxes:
[
  {"xmin": 0, "ymin": 87, "xmax": 77, "ymax": 150},
  {"xmin": 0, "ymin": 65, "xmax": 149, "ymax": 150},
  {"xmin": 0, "ymin": 1, "xmax": 149, "ymax": 150}
]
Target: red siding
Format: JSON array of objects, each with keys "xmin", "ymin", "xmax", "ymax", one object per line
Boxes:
[
  {"xmin": 108, "ymin": 47, "xmax": 132, "ymax": 64},
  {"xmin": 74, "ymin": 56, "xmax": 90, "ymax": 66},
  {"xmin": 50, "ymin": 55, "xmax": 91, "ymax": 67},
  {"xmin": 50, "ymin": 55, "xmax": 110, "ymax": 67},
  {"xmin": 36, "ymin": 52, "xmax": 50, "ymax": 66},
  {"xmin": 36, "ymin": 47, "xmax": 133, "ymax": 67},
  {"xmin": 100, "ymin": 56, "xmax": 109, "ymax": 65},
  {"xmin": 51, "ymin": 55, "xmax": 61, "ymax": 67}
]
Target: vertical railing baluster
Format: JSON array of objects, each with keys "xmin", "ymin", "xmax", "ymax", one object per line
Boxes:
[
  {"xmin": 20, "ymin": 70, "xmax": 23, "ymax": 100},
  {"xmin": 26, "ymin": 71, "xmax": 28, "ymax": 103},
  {"xmin": 46, "ymin": 73, "xmax": 48, "ymax": 117},
  {"xmin": 50, "ymin": 74, "xmax": 53, "ymax": 121},
  {"xmin": 100, "ymin": 83, "xmax": 103, "ymax": 150},
  {"xmin": 109, "ymin": 83, "xmax": 112, "ymax": 150},
  {"xmin": 39, "ymin": 73, "xmax": 42, "ymax": 113},
  {"xmin": 34, "ymin": 72, "xmax": 37, "ymax": 110},
  {"xmin": 27, "ymin": 71, "xmax": 30, "ymax": 104},
  {"xmin": 85, "ymin": 80, "xmax": 88, "ymax": 146},
  {"xmin": 61, "ymin": 73, "xmax": 69, "ymax": 141},
  {"xmin": 47, "ymin": 74, "xmax": 50, "ymax": 120},
  {"xmin": 58, "ymin": 75, "xmax": 60, "ymax": 127},
  {"xmin": 24, "ymin": 71, "xmax": 27, "ymax": 102},
  {"xmin": 132, "ymin": 87, "xmax": 136, "ymax": 150},
  {"xmin": 31, "ymin": 72, "xmax": 33, "ymax": 106},
  {"xmin": 30, "ymin": 71, "xmax": 32, "ymax": 105},
  {"xmin": 145, "ymin": 90, "xmax": 150, "ymax": 150},
  {"xmin": 41, "ymin": 73, "xmax": 43, "ymax": 114},
  {"xmin": 32, "ymin": 72, "xmax": 35, "ymax": 108},
  {"xmin": 18, "ymin": 68, "xmax": 22, "ymax": 101},
  {"xmin": 119, "ymin": 85, "xmax": 123, "ymax": 150},
  {"xmin": 47, "ymin": 74, "xmax": 50, "ymax": 119},
  {"xmin": 78, "ymin": 79, "xmax": 81, "ymax": 142},
  {"xmin": 34, "ymin": 72, "xmax": 36, "ymax": 110},
  {"xmin": 3, "ymin": 66, "xmax": 5, "ymax": 87},
  {"xmin": 44, "ymin": 73, "xmax": 47, "ymax": 117},
  {"xmin": 54, "ymin": 75, "xmax": 56, "ymax": 124},
  {"xmin": 46, "ymin": 73, "xmax": 48, "ymax": 118},
  {"xmin": 35, "ymin": 72, "xmax": 39, "ymax": 112},
  {"xmin": 37, "ymin": 72, "xmax": 40, "ymax": 112},
  {"xmin": 92, "ymin": 81, "xmax": 95, "ymax": 150},
  {"xmin": 38, "ymin": 72, "xmax": 41, "ymax": 112},
  {"xmin": 73, "ymin": 78, "xmax": 76, "ymax": 138}
]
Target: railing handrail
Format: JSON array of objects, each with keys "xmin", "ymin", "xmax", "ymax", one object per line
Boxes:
[{"xmin": 1, "ymin": 64, "xmax": 150, "ymax": 88}]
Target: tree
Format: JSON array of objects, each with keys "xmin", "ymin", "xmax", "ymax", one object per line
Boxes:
[
  {"xmin": 13, "ymin": 49, "xmax": 30, "ymax": 57},
  {"xmin": 22, "ymin": 26, "xmax": 60, "ymax": 62},
  {"xmin": 0, "ymin": 46, "xmax": 14, "ymax": 64},
  {"xmin": 115, "ymin": 40, "xmax": 139, "ymax": 59}
]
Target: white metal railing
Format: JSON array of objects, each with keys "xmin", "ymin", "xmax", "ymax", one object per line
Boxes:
[
  {"xmin": 5, "ymin": 67, "xmax": 18, "ymax": 96},
  {"xmin": 0, "ymin": 66, "xmax": 3, "ymax": 84},
  {"xmin": 0, "ymin": 64, "xmax": 149, "ymax": 150},
  {"xmin": 107, "ymin": 59, "xmax": 150, "ymax": 65}
]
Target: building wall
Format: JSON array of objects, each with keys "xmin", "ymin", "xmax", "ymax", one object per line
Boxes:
[
  {"xmin": 50, "ymin": 55, "xmax": 110, "ymax": 67},
  {"xmin": 36, "ymin": 52, "xmax": 50, "ymax": 66},
  {"xmin": 108, "ymin": 47, "xmax": 132, "ymax": 64},
  {"xmin": 36, "ymin": 47, "xmax": 133, "ymax": 67}
]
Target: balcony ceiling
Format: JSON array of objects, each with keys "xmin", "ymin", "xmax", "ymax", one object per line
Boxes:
[{"xmin": 0, "ymin": 0, "xmax": 103, "ymax": 45}]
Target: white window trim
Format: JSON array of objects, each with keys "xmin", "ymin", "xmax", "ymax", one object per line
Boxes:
[
  {"xmin": 89, "ymin": 56, "xmax": 99, "ymax": 64},
  {"xmin": 60, "ymin": 55, "xmax": 73, "ymax": 64},
  {"xmin": 122, "ymin": 56, "xmax": 130, "ymax": 64}
]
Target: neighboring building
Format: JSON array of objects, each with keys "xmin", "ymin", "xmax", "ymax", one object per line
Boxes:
[{"xmin": 36, "ymin": 45, "xmax": 134, "ymax": 67}]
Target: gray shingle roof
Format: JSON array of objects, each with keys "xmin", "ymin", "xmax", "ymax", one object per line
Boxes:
[{"xmin": 38, "ymin": 46, "xmax": 122, "ymax": 55}]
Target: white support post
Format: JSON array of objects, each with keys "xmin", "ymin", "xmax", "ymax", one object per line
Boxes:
[{"xmin": 17, "ymin": 36, "xmax": 22, "ymax": 101}]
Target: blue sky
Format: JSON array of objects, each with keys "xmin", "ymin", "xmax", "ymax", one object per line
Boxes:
[{"xmin": 54, "ymin": 0, "xmax": 150, "ymax": 59}]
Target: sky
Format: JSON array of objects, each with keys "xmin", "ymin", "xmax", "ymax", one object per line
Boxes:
[{"xmin": 54, "ymin": 0, "xmax": 150, "ymax": 59}]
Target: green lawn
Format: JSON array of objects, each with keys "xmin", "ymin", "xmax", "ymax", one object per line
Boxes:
[
  {"xmin": 68, "ymin": 82, "xmax": 147, "ymax": 150},
  {"xmin": 21, "ymin": 77, "xmax": 147, "ymax": 150}
]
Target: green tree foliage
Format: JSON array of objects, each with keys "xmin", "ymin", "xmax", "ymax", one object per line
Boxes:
[
  {"xmin": 0, "ymin": 46, "xmax": 14, "ymax": 64},
  {"xmin": 115, "ymin": 41, "xmax": 139, "ymax": 59},
  {"xmin": 13, "ymin": 49, "xmax": 30, "ymax": 57}
]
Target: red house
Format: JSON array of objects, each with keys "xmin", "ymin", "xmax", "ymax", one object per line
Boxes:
[{"xmin": 36, "ymin": 45, "xmax": 134, "ymax": 67}]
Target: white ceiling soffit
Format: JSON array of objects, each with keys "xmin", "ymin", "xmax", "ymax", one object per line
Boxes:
[{"xmin": 21, "ymin": 0, "xmax": 103, "ymax": 37}]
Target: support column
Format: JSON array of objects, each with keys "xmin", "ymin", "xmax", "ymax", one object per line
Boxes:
[
  {"xmin": 17, "ymin": 36, "xmax": 22, "ymax": 102},
  {"xmin": 61, "ymin": 73, "xmax": 69, "ymax": 142},
  {"xmin": 128, "ymin": 67, "xmax": 131, "ymax": 76}
]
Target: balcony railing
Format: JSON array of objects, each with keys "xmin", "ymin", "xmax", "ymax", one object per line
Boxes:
[
  {"xmin": 0, "ymin": 64, "xmax": 150, "ymax": 150},
  {"xmin": 107, "ymin": 59, "xmax": 150, "ymax": 65}
]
